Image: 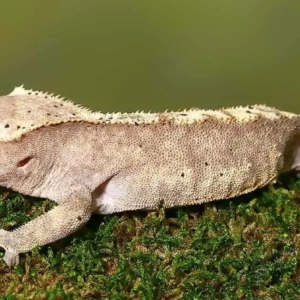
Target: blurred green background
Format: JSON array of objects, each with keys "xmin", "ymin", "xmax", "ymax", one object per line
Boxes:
[{"xmin": 0, "ymin": 0, "xmax": 300, "ymax": 113}]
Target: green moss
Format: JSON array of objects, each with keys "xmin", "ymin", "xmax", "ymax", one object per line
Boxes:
[{"xmin": 1, "ymin": 175, "xmax": 300, "ymax": 299}]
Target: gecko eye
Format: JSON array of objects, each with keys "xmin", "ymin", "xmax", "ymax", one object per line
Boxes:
[{"xmin": 17, "ymin": 157, "xmax": 32, "ymax": 168}]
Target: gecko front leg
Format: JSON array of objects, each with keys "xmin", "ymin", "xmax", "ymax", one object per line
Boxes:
[{"xmin": 0, "ymin": 186, "xmax": 92, "ymax": 268}]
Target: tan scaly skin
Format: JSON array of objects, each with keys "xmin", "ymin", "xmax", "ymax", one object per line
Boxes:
[{"xmin": 0, "ymin": 85, "xmax": 299, "ymax": 267}]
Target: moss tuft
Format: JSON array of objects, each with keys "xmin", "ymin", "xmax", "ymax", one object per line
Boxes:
[{"xmin": 1, "ymin": 175, "xmax": 300, "ymax": 299}]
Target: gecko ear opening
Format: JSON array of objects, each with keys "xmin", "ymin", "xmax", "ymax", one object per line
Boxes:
[{"xmin": 17, "ymin": 156, "xmax": 32, "ymax": 168}]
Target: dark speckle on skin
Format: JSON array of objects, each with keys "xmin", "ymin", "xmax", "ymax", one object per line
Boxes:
[{"xmin": 4, "ymin": 124, "xmax": 9, "ymax": 128}]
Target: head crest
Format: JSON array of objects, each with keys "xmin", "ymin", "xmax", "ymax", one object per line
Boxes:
[{"xmin": 0, "ymin": 85, "xmax": 90, "ymax": 141}]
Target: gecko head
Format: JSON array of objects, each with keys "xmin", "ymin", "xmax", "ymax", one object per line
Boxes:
[
  {"xmin": 0, "ymin": 140, "xmax": 39, "ymax": 193},
  {"xmin": 0, "ymin": 85, "xmax": 86, "ymax": 195}
]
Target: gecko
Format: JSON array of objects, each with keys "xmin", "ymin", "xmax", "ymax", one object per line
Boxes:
[{"xmin": 0, "ymin": 85, "xmax": 299, "ymax": 267}]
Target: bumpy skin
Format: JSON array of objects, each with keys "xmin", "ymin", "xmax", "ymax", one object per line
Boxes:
[{"xmin": 0, "ymin": 86, "xmax": 299, "ymax": 267}]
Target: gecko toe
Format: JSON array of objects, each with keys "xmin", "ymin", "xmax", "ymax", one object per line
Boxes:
[
  {"xmin": 0, "ymin": 229, "xmax": 19, "ymax": 267},
  {"xmin": 3, "ymin": 248, "xmax": 19, "ymax": 268}
]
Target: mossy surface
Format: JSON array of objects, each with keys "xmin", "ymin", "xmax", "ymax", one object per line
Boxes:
[{"xmin": 1, "ymin": 175, "xmax": 300, "ymax": 299}]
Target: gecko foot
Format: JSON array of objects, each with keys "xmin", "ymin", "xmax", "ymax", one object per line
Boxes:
[{"xmin": 0, "ymin": 229, "xmax": 19, "ymax": 268}]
